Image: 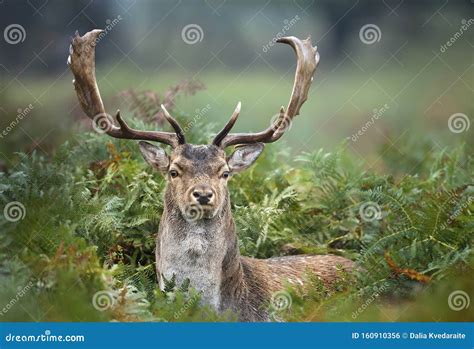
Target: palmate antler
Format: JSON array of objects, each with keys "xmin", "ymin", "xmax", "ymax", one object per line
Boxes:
[
  {"xmin": 67, "ymin": 29, "xmax": 185, "ymax": 147},
  {"xmin": 212, "ymin": 36, "xmax": 320, "ymax": 148}
]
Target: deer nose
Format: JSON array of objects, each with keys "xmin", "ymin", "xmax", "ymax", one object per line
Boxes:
[{"xmin": 192, "ymin": 188, "xmax": 214, "ymax": 205}]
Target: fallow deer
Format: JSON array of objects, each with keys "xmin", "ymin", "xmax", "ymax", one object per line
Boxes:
[{"xmin": 68, "ymin": 29, "xmax": 354, "ymax": 321}]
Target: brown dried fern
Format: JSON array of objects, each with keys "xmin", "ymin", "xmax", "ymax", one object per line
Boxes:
[{"xmin": 119, "ymin": 80, "xmax": 205, "ymax": 125}]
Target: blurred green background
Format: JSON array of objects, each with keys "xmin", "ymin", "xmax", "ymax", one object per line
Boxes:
[{"xmin": 0, "ymin": 0, "xmax": 472, "ymax": 171}]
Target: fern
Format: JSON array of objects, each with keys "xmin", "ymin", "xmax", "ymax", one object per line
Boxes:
[{"xmin": 0, "ymin": 89, "xmax": 472, "ymax": 322}]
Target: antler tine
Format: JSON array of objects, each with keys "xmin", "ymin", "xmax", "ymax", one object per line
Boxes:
[
  {"xmin": 212, "ymin": 102, "xmax": 241, "ymax": 147},
  {"xmin": 214, "ymin": 36, "xmax": 319, "ymax": 148},
  {"xmin": 68, "ymin": 29, "xmax": 184, "ymax": 147},
  {"xmin": 160, "ymin": 105, "xmax": 186, "ymax": 145}
]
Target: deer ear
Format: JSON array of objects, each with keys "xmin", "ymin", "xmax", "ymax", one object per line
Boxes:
[
  {"xmin": 138, "ymin": 141, "xmax": 170, "ymax": 172},
  {"xmin": 227, "ymin": 143, "xmax": 264, "ymax": 173}
]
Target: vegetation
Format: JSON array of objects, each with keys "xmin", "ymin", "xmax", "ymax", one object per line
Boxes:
[{"xmin": 0, "ymin": 87, "xmax": 472, "ymax": 322}]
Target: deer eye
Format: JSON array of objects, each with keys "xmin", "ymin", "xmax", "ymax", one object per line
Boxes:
[
  {"xmin": 222, "ymin": 171, "xmax": 230, "ymax": 179},
  {"xmin": 169, "ymin": 170, "xmax": 179, "ymax": 178}
]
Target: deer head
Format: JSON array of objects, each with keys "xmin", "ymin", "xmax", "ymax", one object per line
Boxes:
[{"xmin": 68, "ymin": 30, "xmax": 319, "ymax": 222}]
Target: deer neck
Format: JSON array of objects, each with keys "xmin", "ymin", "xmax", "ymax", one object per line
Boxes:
[{"xmin": 156, "ymin": 189, "xmax": 243, "ymax": 311}]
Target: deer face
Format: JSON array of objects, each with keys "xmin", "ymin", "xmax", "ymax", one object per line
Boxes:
[{"xmin": 139, "ymin": 142, "xmax": 264, "ymax": 220}]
